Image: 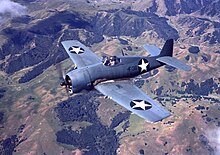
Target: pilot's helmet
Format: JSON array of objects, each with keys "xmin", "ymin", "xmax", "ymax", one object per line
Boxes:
[{"xmin": 111, "ymin": 56, "xmax": 117, "ymax": 60}]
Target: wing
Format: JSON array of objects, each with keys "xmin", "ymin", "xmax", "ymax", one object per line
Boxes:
[
  {"xmin": 95, "ymin": 80, "xmax": 171, "ymax": 122},
  {"xmin": 143, "ymin": 44, "xmax": 161, "ymax": 56},
  {"xmin": 61, "ymin": 40, "xmax": 101, "ymax": 68},
  {"xmin": 157, "ymin": 56, "xmax": 191, "ymax": 71}
]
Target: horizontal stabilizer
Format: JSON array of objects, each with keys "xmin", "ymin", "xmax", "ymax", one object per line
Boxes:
[
  {"xmin": 143, "ymin": 44, "xmax": 161, "ymax": 56},
  {"xmin": 157, "ymin": 56, "xmax": 191, "ymax": 71}
]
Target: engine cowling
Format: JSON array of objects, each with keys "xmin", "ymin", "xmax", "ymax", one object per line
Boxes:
[{"xmin": 65, "ymin": 68, "xmax": 92, "ymax": 93}]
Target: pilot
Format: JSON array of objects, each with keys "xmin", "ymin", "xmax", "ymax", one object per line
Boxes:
[{"xmin": 109, "ymin": 56, "xmax": 116, "ymax": 66}]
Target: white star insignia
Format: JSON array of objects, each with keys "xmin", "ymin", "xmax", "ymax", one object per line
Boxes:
[
  {"xmin": 138, "ymin": 59, "xmax": 149, "ymax": 72},
  {"xmin": 131, "ymin": 100, "xmax": 152, "ymax": 110},
  {"xmin": 69, "ymin": 46, "xmax": 84, "ymax": 54}
]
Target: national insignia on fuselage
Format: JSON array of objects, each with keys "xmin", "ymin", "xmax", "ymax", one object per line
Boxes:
[{"xmin": 138, "ymin": 59, "xmax": 149, "ymax": 73}]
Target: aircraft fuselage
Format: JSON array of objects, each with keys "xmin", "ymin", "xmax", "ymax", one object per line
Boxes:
[{"xmin": 66, "ymin": 56, "xmax": 163, "ymax": 93}]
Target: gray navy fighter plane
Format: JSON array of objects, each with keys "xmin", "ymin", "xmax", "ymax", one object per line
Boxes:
[{"xmin": 60, "ymin": 39, "xmax": 191, "ymax": 122}]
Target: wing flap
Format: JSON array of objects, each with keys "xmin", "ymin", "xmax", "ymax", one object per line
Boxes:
[
  {"xmin": 61, "ymin": 40, "xmax": 101, "ymax": 68},
  {"xmin": 95, "ymin": 80, "xmax": 171, "ymax": 122},
  {"xmin": 157, "ymin": 56, "xmax": 191, "ymax": 71}
]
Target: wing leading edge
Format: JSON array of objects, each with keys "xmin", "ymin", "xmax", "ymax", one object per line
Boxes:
[
  {"xmin": 61, "ymin": 40, "xmax": 101, "ymax": 68},
  {"xmin": 95, "ymin": 80, "xmax": 171, "ymax": 122}
]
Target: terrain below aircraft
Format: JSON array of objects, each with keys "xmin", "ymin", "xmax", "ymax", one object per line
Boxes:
[{"xmin": 60, "ymin": 39, "xmax": 191, "ymax": 122}]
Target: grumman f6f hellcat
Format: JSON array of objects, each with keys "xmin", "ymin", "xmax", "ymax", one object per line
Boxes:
[{"xmin": 59, "ymin": 39, "xmax": 191, "ymax": 122}]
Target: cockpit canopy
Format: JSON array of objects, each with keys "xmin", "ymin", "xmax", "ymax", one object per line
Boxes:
[{"xmin": 102, "ymin": 56, "xmax": 121, "ymax": 66}]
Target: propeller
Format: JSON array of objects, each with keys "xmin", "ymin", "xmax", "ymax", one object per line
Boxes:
[{"xmin": 55, "ymin": 55, "xmax": 70, "ymax": 96}]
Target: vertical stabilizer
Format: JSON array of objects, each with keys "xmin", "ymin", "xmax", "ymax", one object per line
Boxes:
[
  {"xmin": 156, "ymin": 39, "xmax": 191, "ymax": 71},
  {"xmin": 158, "ymin": 39, "xmax": 173, "ymax": 57}
]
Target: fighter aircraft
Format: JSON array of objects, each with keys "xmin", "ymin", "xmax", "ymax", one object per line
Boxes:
[{"xmin": 59, "ymin": 39, "xmax": 191, "ymax": 122}]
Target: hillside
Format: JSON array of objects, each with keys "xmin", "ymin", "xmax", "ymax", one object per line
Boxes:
[{"xmin": 0, "ymin": 0, "xmax": 219, "ymax": 155}]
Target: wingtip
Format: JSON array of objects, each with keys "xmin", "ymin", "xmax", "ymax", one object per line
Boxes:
[
  {"xmin": 183, "ymin": 65, "xmax": 192, "ymax": 72},
  {"xmin": 187, "ymin": 66, "xmax": 192, "ymax": 71}
]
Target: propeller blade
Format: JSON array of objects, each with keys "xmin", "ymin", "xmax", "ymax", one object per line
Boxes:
[
  {"xmin": 55, "ymin": 55, "xmax": 72, "ymax": 97},
  {"xmin": 61, "ymin": 69, "xmax": 65, "ymax": 81},
  {"xmin": 65, "ymin": 85, "xmax": 70, "ymax": 97}
]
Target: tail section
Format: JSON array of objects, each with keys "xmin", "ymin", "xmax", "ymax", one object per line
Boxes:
[
  {"xmin": 158, "ymin": 39, "xmax": 173, "ymax": 57},
  {"xmin": 156, "ymin": 39, "xmax": 191, "ymax": 71}
]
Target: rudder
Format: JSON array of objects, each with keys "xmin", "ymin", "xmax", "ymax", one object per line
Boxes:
[{"xmin": 158, "ymin": 39, "xmax": 173, "ymax": 57}]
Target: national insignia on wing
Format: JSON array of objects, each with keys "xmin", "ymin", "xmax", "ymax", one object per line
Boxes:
[
  {"xmin": 130, "ymin": 99, "xmax": 152, "ymax": 110},
  {"xmin": 69, "ymin": 46, "xmax": 85, "ymax": 54}
]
